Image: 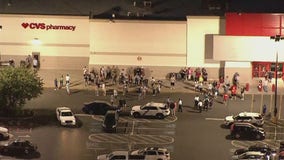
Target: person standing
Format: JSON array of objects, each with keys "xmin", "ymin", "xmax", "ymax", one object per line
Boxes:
[
  {"xmin": 26, "ymin": 55, "xmax": 33, "ymax": 68},
  {"xmin": 66, "ymin": 74, "xmax": 70, "ymax": 86},
  {"xmin": 110, "ymin": 95, "xmax": 114, "ymax": 106},
  {"xmin": 169, "ymin": 102, "xmax": 175, "ymax": 116},
  {"xmin": 54, "ymin": 78, "xmax": 58, "ymax": 90},
  {"xmin": 194, "ymin": 95, "xmax": 200, "ymax": 109},
  {"xmin": 230, "ymin": 84, "xmax": 237, "ymax": 100},
  {"xmin": 33, "ymin": 57, "xmax": 38, "ymax": 70},
  {"xmin": 223, "ymin": 92, "xmax": 229, "ymax": 106},
  {"xmin": 240, "ymin": 86, "xmax": 245, "ymax": 100},
  {"xmin": 113, "ymin": 89, "xmax": 118, "ymax": 99},
  {"xmin": 263, "ymin": 79, "xmax": 268, "ymax": 92},
  {"xmin": 198, "ymin": 99, "xmax": 203, "ymax": 113},
  {"xmin": 59, "ymin": 75, "xmax": 64, "ymax": 89},
  {"xmin": 225, "ymin": 76, "xmax": 230, "ymax": 87},
  {"xmin": 101, "ymin": 83, "xmax": 106, "ymax": 96},
  {"xmin": 170, "ymin": 75, "xmax": 176, "ymax": 89},
  {"xmin": 178, "ymin": 98, "xmax": 183, "ymax": 112},
  {"xmin": 262, "ymin": 104, "xmax": 267, "ymax": 116},
  {"xmin": 66, "ymin": 82, "xmax": 70, "ymax": 95}
]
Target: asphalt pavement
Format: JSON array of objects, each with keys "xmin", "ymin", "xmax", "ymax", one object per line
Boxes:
[{"xmin": 19, "ymin": 69, "xmax": 284, "ymax": 159}]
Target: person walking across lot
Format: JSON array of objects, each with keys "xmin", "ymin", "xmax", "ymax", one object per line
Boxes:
[
  {"xmin": 66, "ymin": 82, "xmax": 70, "ymax": 95},
  {"xmin": 59, "ymin": 75, "xmax": 64, "ymax": 89}
]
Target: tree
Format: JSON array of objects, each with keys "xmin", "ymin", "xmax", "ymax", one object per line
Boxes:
[{"xmin": 0, "ymin": 67, "xmax": 43, "ymax": 115}]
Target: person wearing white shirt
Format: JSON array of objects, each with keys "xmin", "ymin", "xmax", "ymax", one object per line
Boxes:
[{"xmin": 178, "ymin": 98, "xmax": 183, "ymax": 112}]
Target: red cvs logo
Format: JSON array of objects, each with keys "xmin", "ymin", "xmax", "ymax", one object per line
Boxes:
[
  {"xmin": 21, "ymin": 23, "xmax": 45, "ymax": 29},
  {"xmin": 21, "ymin": 23, "xmax": 29, "ymax": 29}
]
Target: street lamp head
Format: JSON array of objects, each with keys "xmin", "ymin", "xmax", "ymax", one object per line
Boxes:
[{"xmin": 270, "ymin": 35, "xmax": 284, "ymax": 42}]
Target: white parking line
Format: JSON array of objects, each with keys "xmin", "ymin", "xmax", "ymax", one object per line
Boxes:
[
  {"xmin": 130, "ymin": 121, "xmax": 135, "ymax": 135},
  {"xmin": 74, "ymin": 114, "xmax": 93, "ymax": 117},
  {"xmin": 205, "ymin": 118, "xmax": 224, "ymax": 121},
  {"xmin": 18, "ymin": 135, "xmax": 31, "ymax": 138}
]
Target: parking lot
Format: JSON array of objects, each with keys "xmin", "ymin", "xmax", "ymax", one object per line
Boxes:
[{"xmin": 1, "ymin": 87, "xmax": 284, "ymax": 159}]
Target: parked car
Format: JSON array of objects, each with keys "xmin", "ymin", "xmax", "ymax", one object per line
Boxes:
[
  {"xmin": 102, "ymin": 110, "xmax": 119, "ymax": 133},
  {"xmin": 231, "ymin": 151, "xmax": 266, "ymax": 160},
  {"xmin": 0, "ymin": 127, "xmax": 9, "ymax": 140},
  {"xmin": 230, "ymin": 123, "xmax": 265, "ymax": 140},
  {"xmin": 56, "ymin": 107, "xmax": 76, "ymax": 126},
  {"xmin": 82, "ymin": 100, "xmax": 118, "ymax": 115},
  {"xmin": 234, "ymin": 144, "xmax": 276, "ymax": 158},
  {"xmin": 0, "ymin": 140, "xmax": 38, "ymax": 156},
  {"xmin": 131, "ymin": 102, "xmax": 170, "ymax": 119},
  {"xmin": 131, "ymin": 147, "xmax": 170, "ymax": 160},
  {"xmin": 224, "ymin": 112, "xmax": 264, "ymax": 127},
  {"xmin": 97, "ymin": 151, "xmax": 145, "ymax": 160}
]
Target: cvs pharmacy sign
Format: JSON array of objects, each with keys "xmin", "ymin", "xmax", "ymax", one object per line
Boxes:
[{"xmin": 21, "ymin": 22, "xmax": 76, "ymax": 31}]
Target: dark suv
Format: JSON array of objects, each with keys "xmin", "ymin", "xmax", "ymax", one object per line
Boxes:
[
  {"xmin": 230, "ymin": 123, "xmax": 265, "ymax": 140},
  {"xmin": 82, "ymin": 100, "xmax": 117, "ymax": 115},
  {"xmin": 102, "ymin": 110, "xmax": 119, "ymax": 133}
]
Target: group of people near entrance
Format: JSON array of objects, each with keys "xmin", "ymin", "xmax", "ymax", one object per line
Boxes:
[
  {"xmin": 191, "ymin": 70, "xmax": 246, "ymax": 106},
  {"xmin": 166, "ymin": 97, "xmax": 183, "ymax": 116}
]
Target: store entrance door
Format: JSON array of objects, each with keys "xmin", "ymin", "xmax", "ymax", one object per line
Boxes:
[{"xmin": 252, "ymin": 62, "xmax": 283, "ymax": 78}]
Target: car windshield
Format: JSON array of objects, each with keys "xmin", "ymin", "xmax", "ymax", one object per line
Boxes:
[
  {"xmin": 62, "ymin": 112, "xmax": 73, "ymax": 116},
  {"xmin": 233, "ymin": 115, "xmax": 239, "ymax": 119}
]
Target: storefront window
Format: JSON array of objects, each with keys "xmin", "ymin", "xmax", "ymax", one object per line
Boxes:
[
  {"xmin": 271, "ymin": 63, "xmax": 283, "ymax": 78},
  {"xmin": 252, "ymin": 62, "xmax": 283, "ymax": 78}
]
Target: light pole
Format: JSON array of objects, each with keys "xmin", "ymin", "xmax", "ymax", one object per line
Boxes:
[{"xmin": 270, "ymin": 35, "xmax": 284, "ymax": 124}]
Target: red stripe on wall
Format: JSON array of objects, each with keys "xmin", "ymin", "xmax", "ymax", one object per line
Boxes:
[{"xmin": 226, "ymin": 12, "xmax": 283, "ymax": 36}]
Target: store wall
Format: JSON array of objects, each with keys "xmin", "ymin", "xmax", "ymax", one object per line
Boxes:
[
  {"xmin": 89, "ymin": 19, "xmax": 186, "ymax": 66},
  {"xmin": 0, "ymin": 14, "xmax": 90, "ymax": 69},
  {"xmin": 223, "ymin": 13, "xmax": 284, "ymax": 82},
  {"xmin": 213, "ymin": 35, "xmax": 283, "ymax": 61},
  {"xmin": 187, "ymin": 16, "xmax": 225, "ymax": 79}
]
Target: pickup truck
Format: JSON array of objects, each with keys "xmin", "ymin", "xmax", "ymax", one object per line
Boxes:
[
  {"xmin": 56, "ymin": 107, "xmax": 76, "ymax": 126},
  {"xmin": 97, "ymin": 151, "xmax": 145, "ymax": 160}
]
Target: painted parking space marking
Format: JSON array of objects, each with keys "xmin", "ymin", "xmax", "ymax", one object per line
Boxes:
[
  {"xmin": 205, "ymin": 118, "xmax": 224, "ymax": 121},
  {"xmin": 89, "ymin": 133, "xmax": 174, "ymax": 145},
  {"xmin": 231, "ymin": 139, "xmax": 280, "ymax": 150},
  {"xmin": 90, "ymin": 115, "xmax": 177, "ymax": 123}
]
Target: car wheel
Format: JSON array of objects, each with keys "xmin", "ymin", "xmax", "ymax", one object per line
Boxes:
[
  {"xmin": 2, "ymin": 148, "xmax": 8, "ymax": 155},
  {"xmin": 133, "ymin": 112, "xmax": 140, "ymax": 118},
  {"xmin": 156, "ymin": 113, "xmax": 164, "ymax": 119},
  {"xmin": 235, "ymin": 134, "xmax": 241, "ymax": 139},
  {"xmin": 256, "ymin": 134, "xmax": 261, "ymax": 140},
  {"xmin": 88, "ymin": 110, "xmax": 94, "ymax": 115}
]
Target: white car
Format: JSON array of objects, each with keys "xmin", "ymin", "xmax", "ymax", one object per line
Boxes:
[
  {"xmin": 56, "ymin": 107, "xmax": 76, "ymax": 126},
  {"xmin": 131, "ymin": 147, "xmax": 170, "ymax": 160},
  {"xmin": 131, "ymin": 102, "xmax": 170, "ymax": 119},
  {"xmin": 224, "ymin": 112, "xmax": 264, "ymax": 127},
  {"xmin": 231, "ymin": 151, "xmax": 266, "ymax": 160},
  {"xmin": 0, "ymin": 127, "xmax": 9, "ymax": 140}
]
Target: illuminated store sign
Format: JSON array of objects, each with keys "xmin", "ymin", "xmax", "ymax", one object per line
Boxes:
[{"xmin": 21, "ymin": 22, "xmax": 76, "ymax": 31}]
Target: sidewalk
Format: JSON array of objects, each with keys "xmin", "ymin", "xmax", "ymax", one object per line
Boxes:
[{"xmin": 37, "ymin": 69, "xmax": 284, "ymax": 95}]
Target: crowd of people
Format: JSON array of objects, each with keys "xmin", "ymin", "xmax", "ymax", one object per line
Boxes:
[{"xmin": 50, "ymin": 64, "xmax": 249, "ymax": 112}]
